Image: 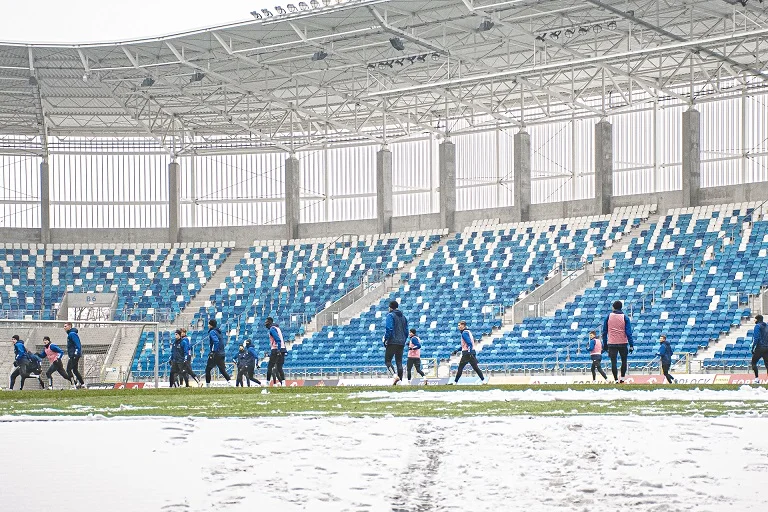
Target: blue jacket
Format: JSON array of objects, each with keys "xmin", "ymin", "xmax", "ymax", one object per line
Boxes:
[
  {"xmin": 170, "ymin": 338, "xmax": 186, "ymax": 363},
  {"xmin": 13, "ymin": 341, "xmax": 26, "ymax": 362},
  {"xmin": 246, "ymin": 346, "xmax": 259, "ymax": 363},
  {"xmin": 66, "ymin": 328, "xmax": 82, "ymax": 358},
  {"xmin": 181, "ymin": 338, "xmax": 192, "ymax": 361},
  {"xmin": 37, "ymin": 343, "xmax": 64, "ymax": 360},
  {"xmin": 269, "ymin": 325, "xmax": 286, "ymax": 353},
  {"xmin": 460, "ymin": 330, "xmax": 476, "ymax": 354},
  {"xmin": 384, "ymin": 309, "xmax": 408, "ymax": 346},
  {"xmin": 234, "ymin": 351, "xmax": 250, "ymax": 369},
  {"xmin": 209, "ymin": 328, "xmax": 226, "ymax": 354},
  {"xmin": 752, "ymin": 322, "xmax": 768, "ymax": 352},
  {"xmin": 25, "ymin": 353, "xmax": 42, "ymax": 372},
  {"xmin": 657, "ymin": 341, "xmax": 673, "ymax": 365}
]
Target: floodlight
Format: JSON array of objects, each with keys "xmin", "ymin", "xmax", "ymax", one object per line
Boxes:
[
  {"xmin": 275, "ymin": 5, "xmax": 286, "ymax": 14},
  {"xmin": 141, "ymin": 77, "xmax": 155, "ymax": 87},
  {"xmin": 565, "ymin": 28, "xmax": 575, "ymax": 38},
  {"xmin": 593, "ymin": 24, "xmax": 602, "ymax": 33},
  {"xmin": 550, "ymin": 30, "xmax": 561, "ymax": 40},
  {"xmin": 310, "ymin": 0, "xmax": 319, "ymax": 7},
  {"xmin": 190, "ymin": 71, "xmax": 205, "ymax": 82},
  {"xmin": 535, "ymin": 34, "xmax": 546, "ymax": 42},
  {"xmin": 389, "ymin": 37, "xmax": 405, "ymax": 51},
  {"xmin": 431, "ymin": 52, "xmax": 439, "ymax": 61},
  {"xmin": 261, "ymin": 8, "xmax": 273, "ymax": 16},
  {"xmin": 479, "ymin": 20, "xmax": 494, "ymax": 32},
  {"xmin": 607, "ymin": 21, "xmax": 617, "ymax": 30},
  {"xmin": 299, "ymin": 2, "xmax": 309, "ymax": 9},
  {"xmin": 287, "ymin": 4, "xmax": 298, "ymax": 12},
  {"xmin": 250, "ymin": 10, "xmax": 262, "ymax": 18},
  {"xmin": 311, "ymin": 50, "xmax": 328, "ymax": 61}
]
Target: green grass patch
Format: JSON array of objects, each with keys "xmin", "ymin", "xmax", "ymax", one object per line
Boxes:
[{"xmin": 0, "ymin": 384, "xmax": 764, "ymax": 418}]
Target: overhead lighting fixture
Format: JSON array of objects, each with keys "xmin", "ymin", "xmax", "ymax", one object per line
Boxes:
[
  {"xmin": 250, "ymin": 10, "xmax": 262, "ymax": 18},
  {"xmin": 310, "ymin": 0, "xmax": 319, "ymax": 6},
  {"xmin": 385, "ymin": 60, "xmax": 394, "ymax": 68},
  {"xmin": 190, "ymin": 71, "xmax": 205, "ymax": 82},
  {"xmin": 416, "ymin": 54, "xmax": 426, "ymax": 62},
  {"xmin": 565, "ymin": 28, "xmax": 575, "ymax": 38},
  {"xmin": 311, "ymin": 50, "xmax": 328, "ymax": 61},
  {"xmin": 367, "ymin": 63, "xmax": 376, "ymax": 69},
  {"xmin": 579, "ymin": 26, "xmax": 590, "ymax": 34},
  {"xmin": 478, "ymin": 19, "xmax": 494, "ymax": 32},
  {"xmin": 593, "ymin": 24, "xmax": 602, "ymax": 33},
  {"xmin": 607, "ymin": 20, "xmax": 617, "ymax": 30},
  {"xmin": 287, "ymin": 3, "xmax": 298, "ymax": 11},
  {"xmin": 407, "ymin": 56, "xmax": 416, "ymax": 64},
  {"xmin": 28, "ymin": 76, "xmax": 38, "ymax": 86},
  {"xmin": 390, "ymin": 37, "xmax": 405, "ymax": 51},
  {"xmin": 299, "ymin": 1, "xmax": 309, "ymax": 9},
  {"xmin": 550, "ymin": 30, "xmax": 561, "ymax": 40},
  {"xmin": 141, "ymin": 77, "xmax": 155, "ymax": 87},
  {"xmin": 82, "ymin": 73, "xmax": 89, "ymax": 83},
  {"xmin": 395, "ymin": 59, "xmax": 404, "ymax": 66},
  {"xmin": 275, "ymin": 5, "xmax": 286, "ymax": 14},
  {"xmin": 261, "ymin": 8, "xmax": 273, "ymax": 16},
  {"xmin": 535, "ymin": 33, "xmax": 546, "ymax": 42},
  {"xmin": 431, "ymin": 52, "xmax": 440, "ymax": 61},
  {"xmin": 322, "ymin": 0, "xmax": 331, "ymax": 4}
]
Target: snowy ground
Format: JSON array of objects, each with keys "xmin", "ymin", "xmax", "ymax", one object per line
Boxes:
[{"xmin": 1, "ymin": 415, "xmax": 766, "ymax": 512}]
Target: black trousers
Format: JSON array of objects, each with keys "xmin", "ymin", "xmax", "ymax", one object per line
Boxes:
[
  {"xmin": 384, "ymin": 344, "xmax": 404, "ymax": 380},
  {"xmin": 169, "ymin": 361, "xmax": 186, "ymax": 387},
  {"xmin": 455, "ymin": 352, "xmax": 484, "ymax": 382},
  {"xmin": 245, "ymin": 362, "xmax": 261, "ymax": 386},
  {"xmin": 266, "ymin": 350, "xmax": 285, "ymax": 384},
  {"xmin": 10, "ymin": 365, "xmax": 44, "ymax": 390},
  {"xmin": 590, "ymin": 354, "xmax": 607, "ymax": 381},
  {"xmin": 661, "ymin": 360, "xmax": 675, "ymax": 384},
  {"xmin": 406, "ymin": 357, "xmax": 424, "ymax": 380},
  {"xmin": 46, "ymin": 359, "xmax": 71, "ymax": 387},
  {"xmin": 183, "ymin": 361, "xmax": 198, "ymax": 386},
  {"xmin": 607, "ymin": 345, "xmax": 629, "ymax": 381},
  {"xmin": 66, "ymin": 355, "xmax": 84, "ymax": 385},
  {"xmin": 205, "ymin": 353, "xmax": 231, "ymax": 383},
  {"xmin": 751, "ymin": 347, "xmax": 768, "ymax": 378},
  {"xmin": 235, "ymin": 366, "xmax": 248, "ymax": 387}
]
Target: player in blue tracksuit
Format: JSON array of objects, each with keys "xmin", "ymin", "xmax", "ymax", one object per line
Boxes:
[
  {"xmin": 244, "ymin": 339, "xmax": 262, "ymax": 386},
  {"xmin": 657, "ymin": 334, "xmax": 675, "ymax": 384},
  {"xmin": 64, "ymin": 322, "xmax": 85, "ymax": 388},
  {"xmin": 750, "ymin": 314, "xmax": 768, "ymax": 382},
  {"xmin": 9, "ymin": 335, "xmax": 44, "ymax": 390},
  {"xmin": 204, "ymin": 319, "xmax": 231, "ymax": 385},
  {"xmin": 451, "ymin": 321, "xmax": 487, "ymax": 384},
  {"xmin": 265, "ymin": 317, "xmax": 286, "ymax": 386},
  {"xmin": 383, "ymin": 300, "xmax": 408, "ymax": 385},
  {"xmin": 169, "ymin": 330, "xmax": 187, "ymax": 388},
  {"xmin": 233, "ymin": 346, "xmax": 252, "ymax": 387},
  {"xmin": 180, "ymin": 328, "xmax": 200, "ymax": 386}
]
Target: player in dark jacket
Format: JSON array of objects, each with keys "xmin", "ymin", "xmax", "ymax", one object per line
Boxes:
[
  {"xmin": 180, "ymin": 328, "xmax": 200, "ymax": 387},
  {"xmin": 37, "ymin": 336, "xmax": 71, "ymax": 389},
  {"xmin": 233, "ymin": 346, "xmax": 253, "ymax": 387},
  {"xmin": 204, "ymin": 319, "xmax": 231, "ymax": 386},
  {"xmin": 657, "ymin": 334, "xmax": 675, "ymax": 384},
  {"xmin": 383, "ymin": 301, "xmax": 408, "ymax": 385},
  {"xmin": 750, "ymin": 315, "xmax": 768, "ymax": 383},
  {"xmin": 169, "ymin": 330, "xmax": 187, "ymax": 388},
  {"xmin": 244, "ymin": 339, "xmax": 262, "ymax": 386},
  {"xmin": 265, "ymin": 317, "xmax": 286, "ymax": 386},
  {"xmin": 9, "ymin": 336, "xmax": 44, "ymax": 390},
  {"xmin": 64, "ymin": 322, "xmax": 85, "ymax": 389},
  {"xmin": 451, "ymin": 321, "xmax": 487, "ymax": 385}
]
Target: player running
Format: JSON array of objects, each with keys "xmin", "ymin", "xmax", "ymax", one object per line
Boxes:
[
  {"xmin": 64, "ymin": 323, "xmax": 85, "ymax": 389},
  {"xmin": 9, "ymin": 336, "xmax": 44, "ymax": 390},
  {"xmin": 264, "ymin": 317, "xmax": 286, "ymax": 386},
  {"xmin": 204, "ymin": 319, "xmax": 232, "ymax": 386},
  {"xmin": 602, "ymin": 301, "xmax": 634, "ymax": 383},
  {"xmin": 169, "ymin": 329, "xmax": 187, "ymax": 388},
  {"xmin": 657, "ymin": 334, "xmax": 675, "ymax": 384},
  {"xmin": 244, "ymin": 339, "xmax": 262, "ymax": 386},
  {"xmin": 37, "ymin": 336, "xmax": 71, "ymax": 389},
  {"xmin": 406, "ymin": 329, "xmax": 425, "ymax": 381},
  {"xmin": 180, "ymin": 328, "xmax": 200, "ymax": 387},
  {"xmin": 586, "ymin": 330, "xmax": 608, "ymax": 381},
  {"xmin": 451, "ymin": 321, "xmax": 487, "ymax": 385},
  {"xmin": 750, "ymin": 314, "xmax": 768, "ymax": 383}
]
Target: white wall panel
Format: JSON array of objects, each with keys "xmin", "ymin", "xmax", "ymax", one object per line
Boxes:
[
  {"xmin": 455, "ymin": 129, "xmax": 513, "ymax": 211},
  {"xmin": 326, "ymin": 145, "xmax": 376, "ymax": 221},
  {"xmin": 392, "ymin": 138, "xmax": 435, "ymax": 217},
  {"xmin": 700, "ymin": 98, "xmax": 742, "ymax": 188},
  {"xmin": 0, "ymin": 154, "xmax": 41, "ymax": 228}
]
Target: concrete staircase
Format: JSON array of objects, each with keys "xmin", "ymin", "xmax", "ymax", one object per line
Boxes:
[
  {"xmin": 162, "ymin": 248, "xmax": 246, "ymax": 329},
  {"xmin": 102, "ymin": 326, "xmax": 148, "ymax": 382}
]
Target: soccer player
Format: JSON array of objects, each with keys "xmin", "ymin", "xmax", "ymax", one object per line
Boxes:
[
  {"xmin": 37, "ymin": 336, "xmax": 71, "ymax": 389},
  {"xmin": 64, "ymin": 323, "xmax": 85, "ymax": 389},
  {"xmin": 204, "ymin": 319, "xmax": 231, "ymax": 386},
  {"xmin": 406, "ymin": 328, "xmax": 425, "ymax": 381},
  {"xmin": 180, "ymin": 328, "xmax": 200, "ymax": 387},
  {"xmin": 264, "ymin": 317, "xmax": 286, "ymax": 386},
  {"xmin": 601, "ymin": 301, "xmax": 634, "ymax": 383},
  {"xmin": 169, "ymin": 329, "xmax": 187, "ymax": 388},
  {"xmin": 586, "ymin": 330, "xmax": 608, "ymax": 381},
  {"xmin": 9, "ymin": 336, "xmax": 44, "ymax": 390},
  {"xmin": 383, "ymin": 300, "xmax": 408, "ymax": 385},
  {"xmin": 750, "ymin": 314, "xmax": 768, "ymax": 383},
  {"xmin": 233, "ymin": 345, "xmax": 251, "ymax": 387},
  {"xmin": 244, "ymin": 339, "xmax": 262, "ymax": 386},
  {"xmin": 451, "ymin": 321, "xmax": 487, "ymax": 385},
  {"xmin": 657, "ymin": 334, "xmax": 675, "ymax": 384}
]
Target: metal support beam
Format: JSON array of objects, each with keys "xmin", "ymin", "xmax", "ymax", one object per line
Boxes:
[
  {"xmin": 168, "ymin": 161, "xmax": 181, "ymax": 243},
  {"xmin": 40, "ymin": 161, "xmax": 50, "ymax": 244}
]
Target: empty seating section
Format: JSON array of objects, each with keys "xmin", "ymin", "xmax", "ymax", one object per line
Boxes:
[
  {"xmin": 283, "ymin": 209, "xmax": 649, "ymax": 371},
  {"xmin": 131, "ymin": 231, "xmax": 444, "ymax": 378},
  {"xmin": 489, "ymin": 202, "xmax": 765, "ymax": 371},
  {"xmin": 704, "ymin": 336, "xmax": 754, "ymax": 369},
  {"xmin": 0, "ymin": 242, "xmax": 233, "ymax": 322}
]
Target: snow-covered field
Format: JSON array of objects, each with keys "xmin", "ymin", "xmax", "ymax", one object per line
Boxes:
[{"xmin": 1, "ymin": 414, "xmax": 766, "ymax": 512}]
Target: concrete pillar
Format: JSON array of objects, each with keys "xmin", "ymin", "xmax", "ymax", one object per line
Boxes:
[
  {"xmin": 594, "ymin": 119, "xmax": 613, "ymax": 215},
  {"xmin": 168, "ymin": 161, "xmax": 181, "ymax": 243},
  {"xmin": 285, "ymin": 156, "xmax": 300, "ymax": 240},
  {"xmin": 439, "ymin": 140, "xmax": 456, "ymax": 231},
  {"xmin": 40, "ymin": 161, "xmax": 50, "ymax": 244},
  {"xmin": 513, "ymin": 130, "xmax": 531, "ymax": 222},
  {"xmin": 376, "ymin": 147, "xmax": 393, "ymax": 234},
  {"xmin": 682, "ymin": 107, "xmax": 701, "ymax": 208}
]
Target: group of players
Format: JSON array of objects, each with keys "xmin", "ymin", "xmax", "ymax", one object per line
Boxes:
[{"xmin": 9, "ymin": 322, "xmax": 86, "ymax": 390}]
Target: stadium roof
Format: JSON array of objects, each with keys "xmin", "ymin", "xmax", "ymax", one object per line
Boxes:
[{"xmin": 1, "ymin": 0, "xmax": 767, "ymax": 155}]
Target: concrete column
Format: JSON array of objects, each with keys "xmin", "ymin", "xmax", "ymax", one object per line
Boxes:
[
  {"xmin": 376, "ymin": 147, "xmax": 393, "ymax": 234},
  {"xmin": 682, "ymin": 107, "xmax": 701, "ymax": 208},
  {"xmin": 168, "ymin": 161, "xmax": 181, "ymax": 243},
  {"xmin": 40, "ymin": 161, "xmax": 50, "ymax": 244},
  {"xmin": 439, "ymin": 140, "xmax": 456, "ymax": 231},
  {"xmin": 513, "ymin": 129, "xmax": 531, "ymax": 222},
  {"xmin": 594, "ymin": 119, "xmax": 613, "ymax": 215},
  {"xmin": 285, "ymin": 156, "xmax": 300, "ymax": 240}
]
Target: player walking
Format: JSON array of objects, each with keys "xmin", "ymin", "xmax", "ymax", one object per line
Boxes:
[
  {"xmin": 244, "ymin": 339, "xmax": 262, "ymax": 386},
  {"xmin": 602, "ymin": 301, "xmax": 634, "ymax": 383},
  {"xmin": 204, "ymin": 319, "xmax": 231, "ymax": 386},
  {"xmin": 451, "ymin": 321, "xmax": 487, "ymax": 385},
  {"xmin": 383, "ymin": 301, "xmax": 408, "ymax": 385},
  {"xmin": 586, "ymin": 330, "xmax": 608, "ymax": 381},
  {"xmin": 264, "ymin": 317, "xmax": 286, "ymax": 386},
  {"xmin": 750, "ymin": 314, "xmax": 768, "ymax": 383},
  {"xmin": 180, "ymin": 328, "xmax": 200, "ymax": 387},
  {"xmin": 64, "ymin": 323, "xmax": 85, "ymax": 389},
  {"xmin": 657, "ymin": 334, "xmax": 675, "ymax": 384},
  {"xmin": 406, "ymin": 329, "xmax": 425, "ymax": 381}
]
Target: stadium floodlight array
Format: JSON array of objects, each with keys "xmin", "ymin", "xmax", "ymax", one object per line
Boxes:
[{"xmin": 0, "ymin": 318, "xmax": 161, "ymax": 389}]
